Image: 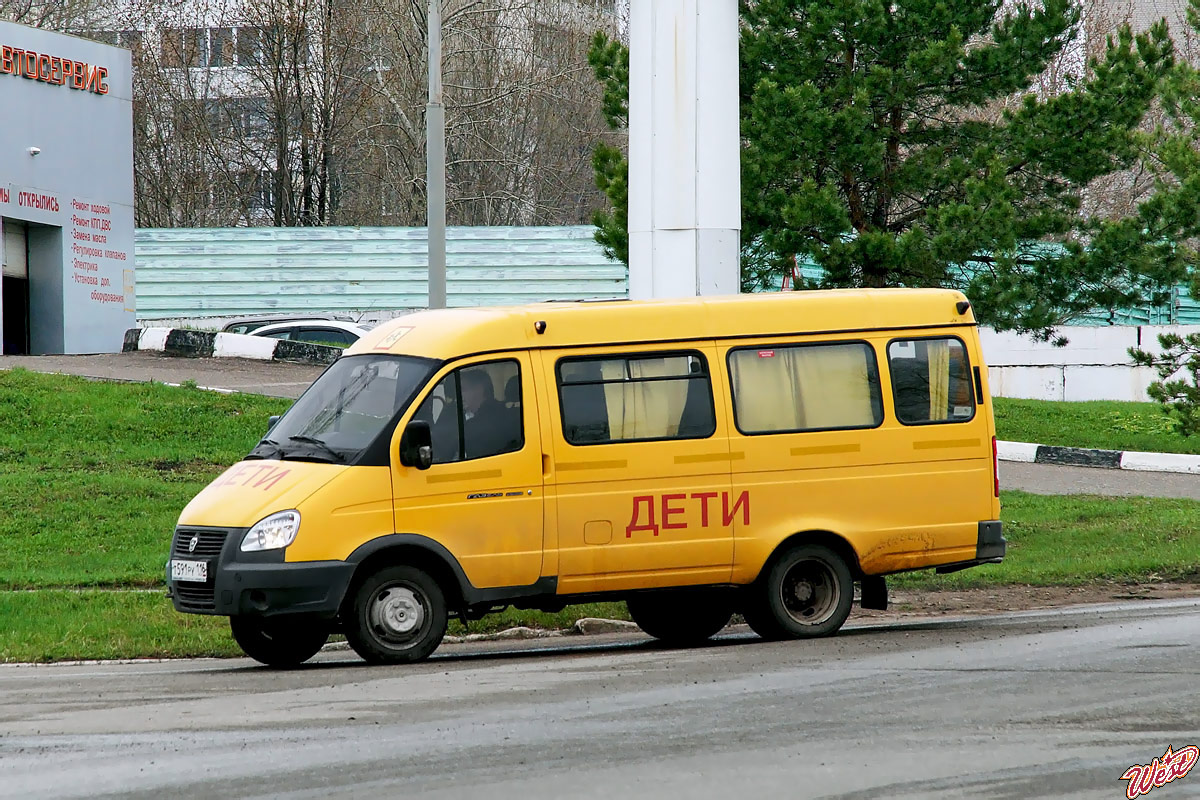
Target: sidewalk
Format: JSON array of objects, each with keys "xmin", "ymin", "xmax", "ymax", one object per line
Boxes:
[{"xmin": 0, "ymin": 352, "xmax": 323, "ymax": 399}]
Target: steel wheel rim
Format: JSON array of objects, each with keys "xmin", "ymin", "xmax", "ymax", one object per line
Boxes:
[
  {"xmin": 779, "ymin": 558, "xmax": 839, "ymax": 626},
  {"xmin": 367, "ymin": 583, "xmax": 428, "ymax": 648}
]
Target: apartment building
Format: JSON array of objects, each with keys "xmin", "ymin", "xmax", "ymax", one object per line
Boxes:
[{"xmin": 77, "ymin": 0, "xmax": 620, "ymax": 229}]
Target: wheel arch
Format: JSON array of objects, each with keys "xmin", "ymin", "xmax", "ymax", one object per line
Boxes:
[
  {"xmin": 754, "ymin": 530, "xmax": 864, "ymax": 584},
  {"xmin": 344, "ymin": 534, "xmax": 469, "ymax": 614}
]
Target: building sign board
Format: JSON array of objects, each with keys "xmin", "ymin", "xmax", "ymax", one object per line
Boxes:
[{"xmin": 1, "ymin": 44, "xmax": 109, "ymax": 94}]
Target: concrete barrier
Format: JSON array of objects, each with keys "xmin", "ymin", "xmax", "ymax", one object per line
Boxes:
[
  {"xmin": 124, "ymin": 328, "xmax": 339, "ymax": 366},
  {"xmin": 982, "ymin": 326, "xmax": 1200, "ymax": 401}
]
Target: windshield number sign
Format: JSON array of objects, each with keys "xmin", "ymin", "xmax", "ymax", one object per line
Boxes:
[{"xmin": 374, "ymin": 326, "xmax": 413, "ymax": 350}]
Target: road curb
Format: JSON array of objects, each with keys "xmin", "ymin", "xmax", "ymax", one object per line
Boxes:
[
  {"xmin": 123, "ymin": 327, "xmax": 340, "ymax": 366},
  {"xmin": 317, "ymin": 618, "xmax": 637, "ymax": 651},
  {"xmin": 997, "ymin": 440, "xmax": 1200, "ymax": 475}
]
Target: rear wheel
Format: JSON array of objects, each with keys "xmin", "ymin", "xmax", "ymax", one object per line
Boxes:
[
  {"xmin": 626, "ymin": 590, "xmax": 734, "ymax": 646},
  {"xmin": 743, "ymin": 544, "xmax": 853, "ymax": 640},
  {"xmin": 229, "ymin": 616, "xmax": 329, "ymax": 668},
  {"xmin": 344, "ymin": 566, "xmax": 448, "ymax": 665}
]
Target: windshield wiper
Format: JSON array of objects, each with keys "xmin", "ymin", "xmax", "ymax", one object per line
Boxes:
[
  {"xmin": 249, "ymin": 437, "xmax": 284, "ymax": 459},
  {"xmin": 286, "ymin": 435, "xmax": 346, "ymax": 463}
]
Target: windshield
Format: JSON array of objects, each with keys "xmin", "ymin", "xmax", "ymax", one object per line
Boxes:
[{"xmin": 251, "ymin": 354, "xmax": 436, "ymax": 463}]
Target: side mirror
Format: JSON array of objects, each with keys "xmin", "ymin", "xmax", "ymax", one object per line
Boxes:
[
  {"xmin": 399, "ymin": 419, "xmax": 434, "ymax": 470},
  {"xmin": 267, "ymin": 415, "xmax": 280, "ymax": 434}
]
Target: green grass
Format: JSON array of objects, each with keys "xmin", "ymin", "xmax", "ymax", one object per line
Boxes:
[
  {"xmin": 2, "ymin": 368, "xmax": 1199, "ymax": 661},
  {"xmin": 0, "ymin": 369, "xmax": 290, "ymax": 589},
  {"xmin": 0, "ymin": 592, "xmax": 630, "ymax": 663},
  {"xmin": 4, "ymin": 489, "xmax": 1198, "ymax": 661},
  {"xmin": 896, "ymin": 490, "xmax": 1200, "ymax": 589},
  {"xmin": 993, "ymin": 397, "xmax": 1200, "ymax": 454},
  {"xmin": 0, "ymin": 591, "xmax": 240, "ymax": 663}
]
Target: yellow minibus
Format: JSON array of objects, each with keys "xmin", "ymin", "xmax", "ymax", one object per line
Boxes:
[{"xmin": 168, "ymin": 289, "xmax": 1004, "ymax": 666}]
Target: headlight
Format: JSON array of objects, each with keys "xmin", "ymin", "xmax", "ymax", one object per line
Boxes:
[{"xmin": 240, "ymin": 510, "xmax": 300, "ymax": 552}]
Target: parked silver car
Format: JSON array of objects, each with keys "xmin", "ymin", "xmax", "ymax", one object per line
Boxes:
[
  {"xmin": 249, "ymin": 320, "xmax": 369, "ymax": 348},
  {"xmin": 221, "ymin": 314, "xmax": 352, "ymax": 335}
]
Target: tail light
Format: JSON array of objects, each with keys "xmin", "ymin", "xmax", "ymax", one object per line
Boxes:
[{"xmin": 992, "ymin": 435, "xmax": 1000, "ymax": 497}]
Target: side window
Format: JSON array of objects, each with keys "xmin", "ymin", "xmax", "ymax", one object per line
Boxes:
[
  {"xmin": 887, "ymin": 337, "xmax": 975, "ymax": 424},
  {"xmin": 556, "ymin": 352, "xmax": 715, "ymax": 445},
  {"xmin": 728, "ymin": 342, "xmax": 883, "ymax": 434},
  {"xmin": 297, "ymin": 328, "xmax": 355, "ymax": 348},
  {"xmin": 413, "ymin": 360, "xmax": 523, "ymax": 463}
]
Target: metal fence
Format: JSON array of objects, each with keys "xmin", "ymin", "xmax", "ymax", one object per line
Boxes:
[
  {"xmin": 135, "ymin": 225, "xmax": 1200, "ymax": 326},
  {"xmin": 134, "ymin": 226, "xmax": 627, "ymax": 321}
]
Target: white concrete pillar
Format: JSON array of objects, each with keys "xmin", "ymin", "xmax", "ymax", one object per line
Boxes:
[{"xmin": 628, "ymin": 0, "xmax": 741, "ymax": 299}]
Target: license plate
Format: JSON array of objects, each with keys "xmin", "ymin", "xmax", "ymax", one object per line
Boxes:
[{"xmin": 170, "ymin": 559, "xmax": 208, "ymax": 583}]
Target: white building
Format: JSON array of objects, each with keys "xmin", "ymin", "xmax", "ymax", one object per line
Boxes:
[{"xmin": 0, "ymin": 19, "xmax": 136, "ymax": 354}]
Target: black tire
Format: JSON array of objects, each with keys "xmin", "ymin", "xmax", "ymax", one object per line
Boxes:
[
  {"xmin": 743, "ymin": 544, "xmax": 853, "ymax": 640},
  {"xmin": 229, "ymin": 615, "xmax": 329, "ymax": 668},
  {"xmin": 343, "ymin": 566, "xmax": 448, "ymax": 665},
  {"xmin": 626, "ymin": 590, "xmax": 734, "ymax": 646}
]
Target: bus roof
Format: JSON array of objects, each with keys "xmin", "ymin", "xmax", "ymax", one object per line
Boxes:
[{"xmin": 346, "ymin": 288, "xmax": 975, "ymax": 361}]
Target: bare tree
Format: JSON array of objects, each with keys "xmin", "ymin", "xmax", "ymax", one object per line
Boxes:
[
  {"xmin": 0, "ymin": 0, "xmax": 106, "ymax": 29},
  {"xmin": 73, "ymin": 0, "xmax": 617, "ymax": 228},
  {"xmin": 338, "ymin": 0, "xmax": 619, "ymax": 226}
]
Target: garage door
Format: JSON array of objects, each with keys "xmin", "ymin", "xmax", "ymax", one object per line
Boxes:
[{"xmin": 2, "ymin": 220, "xmax": 28, "ymax": 279}]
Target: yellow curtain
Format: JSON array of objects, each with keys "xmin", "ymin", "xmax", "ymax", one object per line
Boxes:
[
  {"xmin": 728, "ymin": 350, "xmax": 806, "ymax": 431},
  {"xmin": 602, "ymin": 357, "xmax": 690, "ymax": 439},
  {"xmin": 786, "ymin": 345, "xmax": 874, "ymax": 429},
  {"xmin": 729, "ymin": 344, "xmax": 875, "ymax": 432},
  {"xmin": 927, "ymin": 340, "xmax": 951, "ymax": 421}
]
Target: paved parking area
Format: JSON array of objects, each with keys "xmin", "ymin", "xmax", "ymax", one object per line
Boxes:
[{"xmin": 0, "ymin": 352, "xmax": 324, "ymax": 399}]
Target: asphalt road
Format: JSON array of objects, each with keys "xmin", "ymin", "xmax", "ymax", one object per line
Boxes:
[
  {"xmin": 1002, "ymin": 461, "xmax": 1200, "ymax": 500},
  {"xmin": 2, "ymin": 600, "xmax": 1198, "ymax": 800}
]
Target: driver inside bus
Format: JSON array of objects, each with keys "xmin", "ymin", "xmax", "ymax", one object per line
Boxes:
[{"xmin": 461, "ymin": 368, "xmax": 520, "ymax": 459}]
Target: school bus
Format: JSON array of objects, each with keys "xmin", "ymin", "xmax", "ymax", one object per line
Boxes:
[{"xmin": 167, "ymin": 289, "xmax": 1005, "ymax": 666}]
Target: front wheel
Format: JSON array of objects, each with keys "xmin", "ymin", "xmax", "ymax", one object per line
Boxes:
[
  {"xmin": 743, "ymin": 544, "xmax": 853, "ymax": 640},
  {"xmin": 626, "ymin": 590, "xmax": 733, "ymax": 646},
  {"xmin": 229, "ymin": 615, "xmax": 329, "ymax": 668},
  {"xmin": 344, "ymin": 566, "xmax": 448, "ymax": 665}
]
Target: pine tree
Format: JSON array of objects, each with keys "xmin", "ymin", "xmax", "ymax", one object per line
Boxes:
[
  {"xmin": 741, "ymin": 0, "xmax": 1181, "ymax": 337},
  {"xmin": 1127, "ymin": 0, "xmax": 1200, "ymax": 435},
  {"xmin": 588, "ymin": 32, "xmax": 629, "ymax": 264},
  {"xmin": 589, "ymin": 2, "xmax": 1184, "ymax": 338}
]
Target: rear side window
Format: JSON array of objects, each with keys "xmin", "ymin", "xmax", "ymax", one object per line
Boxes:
[
  {"xmin": 557, "ymin": 352, "xmax": 716, "ymax": 445},
  {"xmin": 728, "ymin": 342, "xmax": 883, "ymax": 434},
  {"xmin": 296, "ymin": 328, "xmax": 356, "ymax": 347},
  {"xmin": 887, "ymin": 337, "xmax": 975, "ymax": 424}
]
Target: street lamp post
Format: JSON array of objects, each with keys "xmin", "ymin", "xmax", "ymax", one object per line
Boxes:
[{"xmin": 426, "ymin": 0, "xmax": 447, "ymax": 309}]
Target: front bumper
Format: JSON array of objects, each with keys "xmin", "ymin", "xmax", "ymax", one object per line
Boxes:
[{"xmin": 166, "ymin": 526, "xmax": 354, "ymax": 619}]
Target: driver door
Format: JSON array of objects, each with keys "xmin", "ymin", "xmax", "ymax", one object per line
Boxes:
[{"xmin": 390, "ymin": 353, "xmax": 545, "ymax": 590}]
